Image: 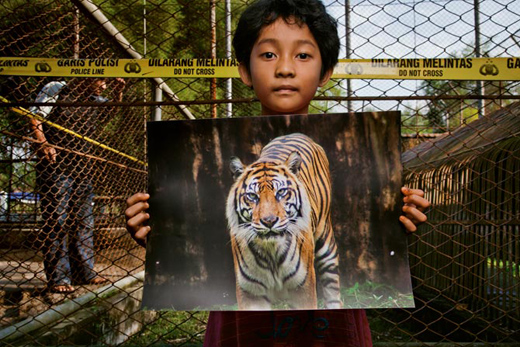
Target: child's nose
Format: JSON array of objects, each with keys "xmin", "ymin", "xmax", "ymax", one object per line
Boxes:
[{"xmin": 275, "ymin": 56, "xmax": 295, "ymax": 77}]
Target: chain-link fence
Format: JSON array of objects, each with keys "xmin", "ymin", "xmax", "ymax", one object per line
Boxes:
[{"xmin": 0, "ymin": 0, "xmax": 519, "ymax": 345}]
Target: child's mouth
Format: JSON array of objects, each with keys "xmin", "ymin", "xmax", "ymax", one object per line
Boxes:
[{"xmin": 273, "ymin": 85, "xmax": 298, "ymax": 94}]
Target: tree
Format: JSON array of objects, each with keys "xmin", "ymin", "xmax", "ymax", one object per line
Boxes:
[
  {"xmin": 419, "ymin": 44, "xmax": 519, "ymax": 132},
  {"xmin": 95, "ymin": 0, "xmax": 256, "ymax": 119}
]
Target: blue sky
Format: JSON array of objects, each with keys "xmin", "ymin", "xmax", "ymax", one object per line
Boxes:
[
  {"xmin": 321, "ymin": 0, "xmax": 520, "ymax": 111},
  {"xmin": 327, "ymin": 0, "xmax": 520, "ymax": 58}
]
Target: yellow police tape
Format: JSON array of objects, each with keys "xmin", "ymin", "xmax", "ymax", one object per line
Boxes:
[
  {"xmin": 1, "ymin": 57, "xmax": 520, "ymax": 80},
  {"xmin": 0, "ymin": 96, "xmax": 146, "ymax": 166}
]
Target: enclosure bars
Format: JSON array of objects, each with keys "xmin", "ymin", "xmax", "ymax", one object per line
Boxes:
[
  {"xmin": 344, "ymin": 0, "xmax": 352, "ymax": 113},
  {"xmin": 474, "ymin": 0, "xmax": 483, "ymax": 118},
  {"xmin": 72, "ymin": 0, "xmax": 195, "ymax": 120},
  {"xmin": 225, "ymin": 0, "xmax": 233, "ymax": 118}
]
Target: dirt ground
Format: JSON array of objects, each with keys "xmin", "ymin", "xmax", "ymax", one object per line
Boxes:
[{"xmin": 0, "ymin": 248, "xmax": 145, "ymax": 328}]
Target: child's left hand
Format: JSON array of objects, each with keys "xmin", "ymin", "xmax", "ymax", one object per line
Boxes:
[{"xmin": 400, "ymin": 187, "xmax": 430, "ymax": 233}]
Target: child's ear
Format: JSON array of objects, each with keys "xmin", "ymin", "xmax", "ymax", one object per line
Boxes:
[
  {"xmin": 318, "ymin": 68, "xmax": 334, "ymax": 87},
  {"xmin": 238, "ymin": 63, "xmax": 253, "ymax": 87}
]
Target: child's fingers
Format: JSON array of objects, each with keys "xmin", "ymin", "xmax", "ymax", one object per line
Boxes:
[
  {"xmin": 125, "ymin": 193, "xmax": 150, "ymax": 220},
  {"xmin": 399, "ymin": 215, "xmax": 417, "ymax": 233},
  {"xmin": 126, "ymin": 211, "xmax": 150, "ymax": 230},
  {"xmin": 125, "ymin": 209, "xmax": 150, "ymax": 248},
  {"xmin": 401, "ymin": 186, "xmax": 425, "ymax": 197},
  {"xmin": 401, "ymin": 187, "xmax": 430, "ymax": 233},
  {"xmin": 125, "ymin": 193, "xmax": 151, "ymax": 248},
  {"xmin": 125, "ymin": 201, "xmax": 149, "ymax": 220},
  {"xmin": 133, "ymin": 226, "xmax": 151, "ymax": 247},
  {"xmin": 402, "ymin": 205, "xmax": 428, "ymax": 224},
  {"xmin": 403, "ymin": 195, "xmax": 431, "ymax": 211},
  {"xmin": 126, "ymin": 193, "xmax": 149, "ymax": 208}
]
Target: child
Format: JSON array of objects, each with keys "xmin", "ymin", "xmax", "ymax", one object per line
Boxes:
[{"xmin": 125, "ymin": 0, "xmax": 430, "ymax": 345}]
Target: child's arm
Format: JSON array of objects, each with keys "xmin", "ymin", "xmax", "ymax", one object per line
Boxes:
[
  {"xmin": 400, "ymin": 187, "xmax": 430, "ymax": 233},
  {"xmin": 125, "ymin": 193, "xmax": 151, "ymax": 247}
]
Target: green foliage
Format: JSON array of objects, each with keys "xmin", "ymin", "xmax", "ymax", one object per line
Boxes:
[
  {"xmin": 123, "ymin": 310, "xmax": 209, "ymax": 346},
  {"xmin": 170, "ymin": 280, "xmax": 414, "ymax": 311},
  {"xmin": 419, "ymin": 43, "xmax": 520, "ymax": 132},
  {"xmin": 310, "ymin": 78, "xmax": 346, "ymax": 114},
  {"xmin": 341, "ymin": 281, "xmax": 415, "ymax": 309},
  {"xmin": 0, "ymin": 1, "xmax": 80, "ymax": 58},
  {"xmin": 419, "ymin": 76, "xmax": 479, "ymax": 132},
  {"xmin": 0, "ymin": 106, "xmax": 37, "ymax": 192},
  {"xmin": 488, "ymin": 258, "xmax": 519, "ymax": 279},
  {"xmin": 90, "ymin": 0, "xmax": 255, "ymax": 119},
  {"xmin": 400, "ymin": 108, "xmax": 432, "ymax": 135}
]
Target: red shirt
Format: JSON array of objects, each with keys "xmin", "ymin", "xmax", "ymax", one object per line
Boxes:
[{"xmin": 203, "ymin": 310, "xmax": 372, "ymax": 346}]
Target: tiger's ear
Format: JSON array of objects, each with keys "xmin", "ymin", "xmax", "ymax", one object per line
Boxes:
[
  {"xmin": 230, "ymin": 156, "xmax": 245, "ymax": 181},
  {"xmin": 285, "ymin": 151, "xmax": 302, "ymax": 175}
]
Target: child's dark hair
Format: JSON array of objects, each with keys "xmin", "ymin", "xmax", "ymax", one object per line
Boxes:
[{"xmin": 233, "ymin": 0, "xmax": 340, "ymax": 78}]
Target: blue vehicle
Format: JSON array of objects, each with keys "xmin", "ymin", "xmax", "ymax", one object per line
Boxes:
[{"xmin": 0, "ymin": 191, "xmax": 40, "ymax": 222}]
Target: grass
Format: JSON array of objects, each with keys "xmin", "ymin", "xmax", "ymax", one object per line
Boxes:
[
  {"xmin": 122, "ymin": 311, "xmax": 209, "ymax": 346},
  {"xmin": 123, "ymin": 282, "xmax": 413, "ymax": 344},
  {"xmin": 122, "ymin": 283, "xmax": 517, "ymax": 345},
  {"xmin": 340, "ymin": 281, "xmax": 415, "ymax": 309},
  {"xmin": 141, "ymin": 282, "xmax": 414, "ymax": 313}
]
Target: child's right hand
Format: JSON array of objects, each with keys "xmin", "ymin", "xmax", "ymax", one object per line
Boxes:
[{"xmin": 125, "ymin": 193, "xmax": 151, "ymax": 247}]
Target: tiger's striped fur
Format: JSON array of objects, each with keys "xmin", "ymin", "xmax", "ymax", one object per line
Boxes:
[{"xmin": 226, "ymin": 133, "xmax": 341, "ymax": 310}]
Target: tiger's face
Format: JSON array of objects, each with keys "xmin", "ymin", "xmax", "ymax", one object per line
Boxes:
[
  {"xmin": 237, "ymin": 162, "xmax": 300, "ymax": 237},
  {"xmin": 226, "ymin": 151, "xmax": 311, "ymax": 245}
]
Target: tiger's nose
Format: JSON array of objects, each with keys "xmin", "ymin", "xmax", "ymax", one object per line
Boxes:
[{"xmin": 260, "ymin": 215, "xmax": 279, "ymax": 228}]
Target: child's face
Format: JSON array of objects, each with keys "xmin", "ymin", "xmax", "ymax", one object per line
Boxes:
[{"xmin": 239, "ymin": 17, "xmax": 332, "ymax": 116}]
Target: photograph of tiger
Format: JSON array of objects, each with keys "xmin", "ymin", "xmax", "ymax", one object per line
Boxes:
[
  {"xmin": 143, "ymin": 112, "xmax": 415, "ymax": 311},
  {"xmin": 226, "ymin": 133, "xmax": 341, "ymax": 310}
]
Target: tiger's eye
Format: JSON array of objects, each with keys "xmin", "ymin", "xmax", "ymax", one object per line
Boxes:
[
  {"xmin": 245, "ymin": 193, "xmax": 258, "ymax": 202},
  {"xmin": 276, "ymin": 188, "xmax": 288, "ymax": 200}
]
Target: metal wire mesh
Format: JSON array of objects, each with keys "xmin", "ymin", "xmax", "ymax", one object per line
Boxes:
[{"xmin": 0, "ymin": 0, "xmax": 519, "ymax": 345}]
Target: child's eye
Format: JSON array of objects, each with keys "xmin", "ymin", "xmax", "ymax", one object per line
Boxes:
[
  {"xmin": 262, "ymin": 52, "xmax": 276, "ymax": 59},
  {"xmin": 297, "ymin": 53, "xmax": 310, "ymax": 59}
]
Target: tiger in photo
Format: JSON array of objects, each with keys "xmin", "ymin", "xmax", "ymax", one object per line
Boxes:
[{"xmin": 226, "ymin": 133, "xmax": 341, "ymax": 310}]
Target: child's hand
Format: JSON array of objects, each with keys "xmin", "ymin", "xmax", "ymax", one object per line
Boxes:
[
  {"xmin": 399, "ymin": 187, "xmax": 430, "ymax": 233},
  {"xmin": 125, "ymin": 193, "xmax": 151, "ymax": 247}
]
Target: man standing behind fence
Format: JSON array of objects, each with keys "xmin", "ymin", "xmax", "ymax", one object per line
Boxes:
[{"xmin": 30, "ymin": 77, "xmax": 125, "ymax": 293}]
